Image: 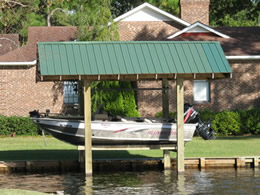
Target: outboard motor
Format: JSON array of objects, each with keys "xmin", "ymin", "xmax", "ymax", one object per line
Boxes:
[
  {"xmin": 184, "ymin": 103, "xmax": 216, "ymax": 140},
  {"xmin": 29, "ymin": 110, "xmax": 41, "ymax": 118}
]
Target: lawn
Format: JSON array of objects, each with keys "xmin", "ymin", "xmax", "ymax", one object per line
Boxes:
[{"xmin": 0, "ymin": 136, "xmax": 259, "ymax": 160}]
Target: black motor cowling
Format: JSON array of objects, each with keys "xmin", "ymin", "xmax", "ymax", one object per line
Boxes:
[
  {"xmin": 184, "ymin": 103, "xmax": 216, "ymax": 140},
  {"xmin": 29, "ymin": 110, "xmax": 41, "ymax": 118}
]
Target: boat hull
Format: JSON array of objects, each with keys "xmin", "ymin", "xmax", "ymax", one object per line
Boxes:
[{"xmin": 32, "ymin": 118, "xmax": 197, "ymax": 146}]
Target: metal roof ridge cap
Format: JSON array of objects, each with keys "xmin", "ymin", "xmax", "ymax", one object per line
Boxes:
[{"xmin": 37, "ymin": 41, "xmax": 222, "ymax": 44}]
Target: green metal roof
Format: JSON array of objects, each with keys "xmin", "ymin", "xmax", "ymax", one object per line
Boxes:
[{"xmin": 37, "ymin": 41, "xmax": 232, "ymax": 81}]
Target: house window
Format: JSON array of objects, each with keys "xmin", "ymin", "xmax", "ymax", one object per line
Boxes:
[
  {"xmin": 193, "ymin": 80, "xmax": 210, "ymax": 103},
  {"xmin": 63, "ymin": 81, "xmax": 79, "ymax": 104}
]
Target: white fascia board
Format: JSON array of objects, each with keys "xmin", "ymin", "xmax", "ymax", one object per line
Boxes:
[
  {"xmin": 113, "ymin": 2, "xmax": 190, "ymax": 26},
  {"xmin": 167, "ymin": 22, "xmax": 230, "ymax": 39},
  {"xmin": 226, "ymin": 55, "xmax": 260, "ymax": 60},
  {"xmin": 0, "ymin": 60, "xmax": 37, "ymax": 65}
]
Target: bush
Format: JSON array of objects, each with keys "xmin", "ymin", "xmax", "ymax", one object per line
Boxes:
[
  {"xmin": 199, "ymin": 108, "xmax": 217, "ymax": 122},
  {"xmin": 0, "ymin": 116, "xmax": 40, "ymax": 136},
  {"xmin": 155, "ymin": 111, "xmax": 176, "ymax": 119},
  {"xmin": 91, "ymin": 81, "xmax": 140, "ymax": 117},
  {"xmin": 211, "ymin": 111, "xmax": 241, "ymax": 135},
  {"xmin": 239, "ymin": 108, "xmax": 260, "ymax": 135}
]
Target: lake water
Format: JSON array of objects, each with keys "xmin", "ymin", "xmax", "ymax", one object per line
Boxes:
[{"xmin": 0, "ymin": 168, "xmax": 259, "ymax": 194}]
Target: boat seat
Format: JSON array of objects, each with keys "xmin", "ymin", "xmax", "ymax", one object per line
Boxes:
[
  {"xmin": 144, "ymin": 118, "xmax": 153, "ymax": 123},
  {"xmin": 94, "ymin": 114, "xmax": 109, "ymax": 121}
]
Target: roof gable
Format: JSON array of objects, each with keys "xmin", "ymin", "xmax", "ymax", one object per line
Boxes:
[
  {"xmin": 114, "ymin": 3, "xmax": 190, "ymax": 26},
  {"xmin": 167, "ymin": 22, "xmax": 230, "ymax": 39}
]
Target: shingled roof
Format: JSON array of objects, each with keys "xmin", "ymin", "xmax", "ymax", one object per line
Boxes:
[
  {"xmin": 170, "ymin": 27, "xmax": 260, "ymax": 56},
  {"xmin": 0, "ymin": 27, "xmax": 77, "ymax": 63},
  {"xmin": 0, "ymin": 34, "xmax": 19, "ymax": 56}
]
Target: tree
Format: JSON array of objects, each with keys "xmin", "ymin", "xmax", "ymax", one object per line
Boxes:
[
  {"xmin": 0, "ymin": 0, "xmax": 73, "ymax": 43},
  {"xmin": 210, "ymin": 0, "xmax": 260, "ymax": 26},
  {"xmin": 75, "ymin": 0, "xmax": 139, "ymax": 117},
  {"xmin": 111, "ymin": 0, "xmax": 179, "ymax": 17},
  {"xmin": 0, "ymin": 0, "xmax": 45, "ymax": 43}
]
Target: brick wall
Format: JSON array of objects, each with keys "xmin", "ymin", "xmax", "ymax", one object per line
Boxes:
[
  {"xmin": 137, "ymin": 61, "xmax": 260, "ymax": 116},
  {"xmin": 0, "ymin": 65, "xmax": 64, "ymax": 116},
  {"xmin": 118, "ymin": 21, "xmax": 184, "ymax": 41},
  {"xmin": 180, "ymin": 0, "xmax": 210, "ymax": 25}
]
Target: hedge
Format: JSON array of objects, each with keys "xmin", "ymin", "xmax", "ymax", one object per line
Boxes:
[
  {"xmin": 156, "ymin": 107, "xmax": 260, "ymax": 136},
  {"xmin": 0, "ymin": 116, "xmax": 40, "ymax": 136},
  {"xmin": 199, "ymin": 108, "xmax": 260, "ymax": 136}
]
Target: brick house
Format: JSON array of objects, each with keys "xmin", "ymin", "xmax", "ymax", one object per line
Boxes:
[{"xmin": 0, "ymin": 1, "xmax": 259, "ymax": 117}]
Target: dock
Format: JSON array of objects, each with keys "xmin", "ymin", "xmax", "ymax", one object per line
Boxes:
[{"xmin": 0, "ymin": 157, "xmax": 259, "ymax": 173}]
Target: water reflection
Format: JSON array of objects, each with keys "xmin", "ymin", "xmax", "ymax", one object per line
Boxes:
[{"xmin": 0, "ymin": 169, "xmax": 259, "ymax": 194}]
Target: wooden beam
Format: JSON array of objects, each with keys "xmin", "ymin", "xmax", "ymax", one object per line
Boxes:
[
  {"xmin": 84, "ymin": 80, "xmax": 92, "ymax": 176},
  {"xmin": 162, "ymin": 79, "xmax": 169, "ymax": 119},
  {"xmin": 39, "ymin": 72, "xmax": 230, "ymax": 82},
  {"xmin": 176, "ymin": 78, "xmax": 185, "ymax": 173}
]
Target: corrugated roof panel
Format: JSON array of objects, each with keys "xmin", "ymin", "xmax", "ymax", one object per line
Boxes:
[
  {"xmin": 58, "ymin": 44, "xmax": 70, "ymax": 75},
  {"xmin": 37, "ymin": 41, "xmax": 232, "ymax": 79},
  {"xmin": 127, "ymin": 44, "xmax": 142, "ymax": 74},
  {"xmin": 189, "ymin": 44, "xmax": 204, "ymax": 73},
  {"xmin": 182, "ymin": 44, "xmax": 199, "ymax": 73},
  {"xmin": 120, "ymin": 44, "xmax": 134, "ymax": 74},
  {"xmin": 134, "ymin": 44, "xmax": 149, "ymax": 73},
  {"xmin": 73, "ymin": 44, "xmax": 84, "ymax": 75},
  {"xmin": 148, "ymin": 44, "xmax": 163, "ymax": 73},
  {"xmin": 195, "ymin": 43, "xmax": 213, "ymax": 73},
  {"xmin": 106, "ymin": 44, "xmax": 120, "ymax": 74},
  {"xmin": 203, "ymin": 44, "xmax": 220, "ymax": 73},
  {"xmin": 160, "ymin": 44, "xmax": 178, "ymax": 73},
  {"xmin": 169, "ymin": 44, "xmax": 186, "ymax": 73},
  {"xmin": 85, "ymin": 44, "xmax": 98, "ymax": 74},
  {"xmin": 78, "ymin": 44, "xmax": 87, "ymax": 73},
  {"xmin": 215, "ymin": 43, "xmax": 232, "ymax": 73},
  {"xmin": 153, "ymin": 44, "xmax": 170, "ymax": 73}
]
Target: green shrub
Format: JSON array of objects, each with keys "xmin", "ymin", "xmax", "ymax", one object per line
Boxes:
[
  {"xmin": 91, "ymin": 81, "xmax": 140, "ymax": 117},
  {"xmin": 155, "ymin": 111, "xmax": 176, "ymax": 119},
  {"xmin": 0, "ymin": 116, "xmax": 40, "ymax": 136},
  {"xmin": 211, "ymin": 111, "xmax": 241, "ymax": 135},
  {"xmin": 239, "ymin": 108, "xmax": 260, "ymax": 135},
  {"xmin": 199, "ymin": 108, "xmax": 217, "ymax": 122}
]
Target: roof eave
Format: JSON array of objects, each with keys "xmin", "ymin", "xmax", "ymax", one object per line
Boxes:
[
  {"xmin": 226, "ymin": 55, "xmax": 260, "ymax": 60},
  {"xmin": 0, "ymin": 60, "xmax": 37, "ymax": 66},
  {"xmin": 40, "ymin": 73, "xmax": 232, "ymax": 82}
]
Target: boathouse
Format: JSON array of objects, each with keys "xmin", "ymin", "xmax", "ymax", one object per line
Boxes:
[{"xmin": 36, "ymin": 41, "xmax": 232, "ymax": 174}]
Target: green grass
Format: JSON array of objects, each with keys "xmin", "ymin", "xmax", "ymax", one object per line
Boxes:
[
  {"xmin": 0, "ymin": 189, "xmax": 47, "ymax": 195},
  {"xmin": 0, "ymin": 136, "xmax": 259, "ymax": 160}
]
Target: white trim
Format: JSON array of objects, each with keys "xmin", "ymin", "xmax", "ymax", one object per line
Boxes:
[
  {"xmin": 113, "ymin": 2, "xmax": 190, "ymax": 26},
  {"xmin": 0, "ymin": 60, "xmax": 37, "ymax": 65},
  {"xmin": 167, "ymin": 22, "xmax": 230, "ymax": 39},
  {"xmin": 226, "ymin": 55, "xmax": 260, "ymax": 60}
]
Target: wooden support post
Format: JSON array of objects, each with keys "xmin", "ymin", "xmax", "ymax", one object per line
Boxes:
[
  {"xmin": 176, "ymin": 78, "xmax": 184, "ymax": 173},
  {"xmin": 78, "ymin": 81, "xmax": 84, "ymax": 116},
  {"xmin": 200, "ymin": 158, "xmax": 206, "ymax": 169},
  {"xmin": 163, "ymin": 150, "xmax": 171, "ymax": 170},
  {"xmin": 84, "ymin": 80, "xmax": 92, "ymax": 176},
  {"xmin": 236, "ymin": 157, "xmax": 246, "ymax": 168},
  {"xmin": 253, "ymin": 157, "xmax": 259, "ymax": 168},
  {"xmin": 162, "ymin": 78, "xmax": 169, "ymax": 119}
]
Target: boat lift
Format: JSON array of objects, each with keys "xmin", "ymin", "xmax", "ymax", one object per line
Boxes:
[{"xmin": 37, "ymin": 41, "xmax": 232, "ymax": 176}]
